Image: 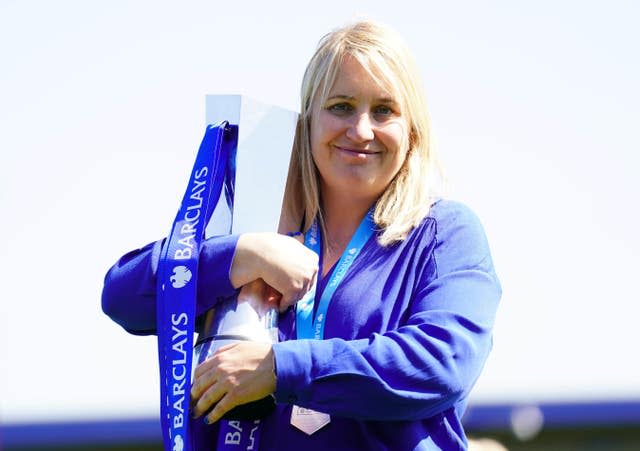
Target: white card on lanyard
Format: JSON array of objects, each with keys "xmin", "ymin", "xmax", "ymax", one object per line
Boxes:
[{"xmin": 290, "ymin": 405, "xmax": 331, "ymax": 435}]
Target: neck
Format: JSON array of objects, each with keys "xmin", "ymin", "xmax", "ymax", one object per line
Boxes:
[{"xmin": 320, "ymin": 189, "xmax": 373, "ymax": 260}]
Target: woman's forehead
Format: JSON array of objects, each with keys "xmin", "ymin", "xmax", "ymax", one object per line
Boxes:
[{"xmin": 324, "ymin": 54, "xmax": 402, "ymax": 102}]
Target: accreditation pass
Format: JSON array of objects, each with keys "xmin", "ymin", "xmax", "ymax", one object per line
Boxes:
[{"xmin": 290, "ymin": 405, "xmax": 331, "ymax": 435}]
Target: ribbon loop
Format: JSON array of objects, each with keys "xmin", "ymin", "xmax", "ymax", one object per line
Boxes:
[{"xmin": 156, "ymin": 123, "xmax": 236, "ymax": 451}]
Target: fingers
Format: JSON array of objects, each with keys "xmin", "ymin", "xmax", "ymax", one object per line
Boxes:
[
  {"xmin": 192, "ymin": 374, "xmax": 224, "ymax": 420},
  {"xmin": 192, "ymin": 342, "xmax": 236, "ymax": 381},
  {"xmin": 231, "ymin": 232, "xmax": 319, "ymax": 302},
  {"xmin": 277, "ymin": 266, "xmax": 318, "ymax": 311},
  {"xmin": 262, "ymin": 236, "xmax": 318, "ymax": 293},
  {"xmin": 190, "ymin": 343, "xmax": 237, "ymax": 416},
  {"xmin": 204, "ymin": 393, "xmax": 235, "ymax": 424},
  {"xmin": 190, "ymin": 342, "xmax": 276, "ymax": 424}
]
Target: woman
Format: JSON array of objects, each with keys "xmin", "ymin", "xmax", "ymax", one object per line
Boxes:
[{"xmin": 103, "ymin": 21, "xmax": 501, "ymax": 450}]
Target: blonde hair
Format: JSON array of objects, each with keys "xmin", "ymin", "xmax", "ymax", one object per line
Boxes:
[{"xmin": 283, "ymin": 20, "xmax": 443, "ymax": 246}]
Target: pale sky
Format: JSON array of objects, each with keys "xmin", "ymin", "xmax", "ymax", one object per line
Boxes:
[{"xmin": 1, "ymin": 0, "xmax": 639, "ymax": 423}]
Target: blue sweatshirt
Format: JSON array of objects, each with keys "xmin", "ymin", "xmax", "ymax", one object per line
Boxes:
[{"xmin": 102, "ymin": 200, "xmax": 501, "ymax": 450}]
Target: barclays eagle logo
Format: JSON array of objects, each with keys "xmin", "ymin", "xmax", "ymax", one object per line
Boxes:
[
  {"xmin": 170, "ymin": 266, "xmax": 192, "ymax": 289},
  {"xmin": 173, "ymin": 434, "xmax": 184, "ymax": 451}
]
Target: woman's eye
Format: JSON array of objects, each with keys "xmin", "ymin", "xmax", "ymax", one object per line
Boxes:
[
  {"xmin": 327, "ymin": 103, "xmax": 353, "ymax": 114},
  {"xmin": 374, "ymin": 105, "xmax": 393, "ymax": 116}
]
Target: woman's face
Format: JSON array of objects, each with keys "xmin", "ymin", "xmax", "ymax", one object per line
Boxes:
[{"xmin": 310, "ymin": 55, "xmax": 409, "ymax": 205}]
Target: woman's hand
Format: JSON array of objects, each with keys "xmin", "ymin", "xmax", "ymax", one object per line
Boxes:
[
  {"xmin": 191, "ymin": 342, "xmax": 276, "ymax": 424},
  {"xmin": 231, "ymin": 232, "xmax": 317, "ymax": 310}
]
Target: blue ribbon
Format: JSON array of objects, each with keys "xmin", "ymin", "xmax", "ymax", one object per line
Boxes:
[
  {"xmin": 156, "ymin": 123, "xmax": 234, "ymax": 451},
  {"xmin": 217, "ymin": 419, "xmax": 263, "ymax": 450},
  {"xmin": 296, "ymin": 210, "xmax": 376, "ymax": 340}
]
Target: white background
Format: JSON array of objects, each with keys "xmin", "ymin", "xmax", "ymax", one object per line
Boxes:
[{"xmin": 1, "ymin": 0, "xmax": 639, "ymax": 423}]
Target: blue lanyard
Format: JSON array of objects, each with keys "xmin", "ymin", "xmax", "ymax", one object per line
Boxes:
[
  {"xmin": 296, "ymin": 210, "xmax": 376, "ymax": 340},
  {"xmin": 156, "ymin": 122, "xmax": 233, "ymax": 451}
]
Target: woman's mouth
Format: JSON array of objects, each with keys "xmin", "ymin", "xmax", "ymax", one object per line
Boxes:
[{"xmin": 334, "ymin": 145, "xmax": 379, "ymax": 157}]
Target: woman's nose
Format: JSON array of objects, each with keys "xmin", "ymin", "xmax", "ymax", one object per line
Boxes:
[{"xmin": 346, "ymin": 112, "xmax": 375, "ymax": 142}]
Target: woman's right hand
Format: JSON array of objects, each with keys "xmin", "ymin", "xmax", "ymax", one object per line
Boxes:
[{"xmin": 230, "ymin": 232, "xmax": 317, "ymax": 310}]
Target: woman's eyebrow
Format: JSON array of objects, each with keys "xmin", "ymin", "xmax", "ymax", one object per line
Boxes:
[
  {"xmin": 378, "ymin": 97, "xmax": 398, "ymax": 104},
  {"xmin": 326, "ymin": 95, "xmax": 398, "ymax": 104},
  {"xmin": 326, "ymin": 95, "xmax": 356, "ymax": 101}
]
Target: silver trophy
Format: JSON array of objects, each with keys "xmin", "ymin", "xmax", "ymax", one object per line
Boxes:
[{"xmin": 194, "ymin": 95, "xmax": 298, "ymax": 419}]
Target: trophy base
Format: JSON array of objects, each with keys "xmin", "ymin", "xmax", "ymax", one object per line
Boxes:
[{"xmin": 221, "ymin": 395, "xmax": 276, "ymax": 420}]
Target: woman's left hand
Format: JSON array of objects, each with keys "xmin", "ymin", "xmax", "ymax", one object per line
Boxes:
[{"xmin": 190, "ymin": 342, "xmax": 276, "ymax": 424}]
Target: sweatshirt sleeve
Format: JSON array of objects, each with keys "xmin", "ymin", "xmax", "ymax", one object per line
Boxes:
[
  {"xmin": 272, "ymin": 202, "xmax": 501, "ymax": 421},
  {"xmin": 101, "ymin": 234, "xmax": 240, "ymax": 335}
]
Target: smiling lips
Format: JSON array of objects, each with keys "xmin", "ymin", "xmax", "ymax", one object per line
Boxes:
[{"xmin": 334, "ymin": 145, "xmax": 380, "ymax": 157}]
